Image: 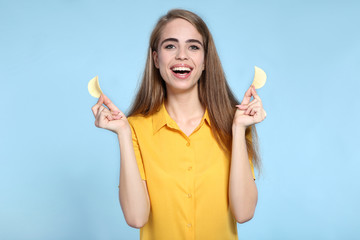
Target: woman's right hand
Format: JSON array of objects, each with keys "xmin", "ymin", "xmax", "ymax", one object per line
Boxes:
[{"xmin": 91, "ymin": 94, "xmax": 131, "ymax": 136}]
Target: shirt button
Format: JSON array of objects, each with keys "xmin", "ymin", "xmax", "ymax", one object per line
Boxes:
[
  {"xmin": 187, "ymin": 223, "xmax": 192, "ymax": 228},
  {"xmin": 187, "ymin": 166, "xmax": 192, "ymax": 171},
  {"xmin": 186, "ymin": 142, "xmax": 190, "ymax": 147},
  {"xmin": 187, "ymin": 193, "xmax": 192, "ymax": 198}
]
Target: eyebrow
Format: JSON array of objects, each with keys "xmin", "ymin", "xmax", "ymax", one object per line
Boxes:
[{"xmin": 160, "ymin": 38, "xmax": 203, "ymax": 47}]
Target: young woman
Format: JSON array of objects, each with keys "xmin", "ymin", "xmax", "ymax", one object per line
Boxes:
[{"xmin": 91, "ymin": 9, "xmax": 266, "ymax": 240}]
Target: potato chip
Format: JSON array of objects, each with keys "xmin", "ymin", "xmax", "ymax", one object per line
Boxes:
[
  {"xmin": 252, "ymin": 66, "xmax": 267, "ymax": 89},
  {"xmin": 88, "ymin": 76, "xmax": 103, "ymax": 98}
]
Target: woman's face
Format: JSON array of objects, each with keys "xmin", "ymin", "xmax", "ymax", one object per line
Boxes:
[{"xmin": 153, "ymin": 18, "xmax": 205, "ymax": 94}]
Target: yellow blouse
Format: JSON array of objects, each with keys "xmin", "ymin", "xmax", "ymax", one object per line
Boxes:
[{"xmin": 128, "ymin": 103, "xmax": 255, "ymax": 240}]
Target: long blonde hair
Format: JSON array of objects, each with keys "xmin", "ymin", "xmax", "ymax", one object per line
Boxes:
[{"xmin": 128, "ymin": 9, "xmax": 261, "ymax": 171}]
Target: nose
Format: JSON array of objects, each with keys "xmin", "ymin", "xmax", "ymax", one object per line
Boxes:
[{"xmin": 175, "ymin": 46, "xmax": 188, "ymax": 60}]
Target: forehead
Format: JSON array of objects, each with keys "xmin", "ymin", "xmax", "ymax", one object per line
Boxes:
[{"xmin": 160, "ymin": 18, "xmax": 203, "ymax": 43}]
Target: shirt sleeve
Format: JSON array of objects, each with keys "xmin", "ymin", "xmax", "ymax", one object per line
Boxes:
[
  {"xmin": 129, "ymin": 120, "xmax": 146, "ymax": 181},
  {"xmin": 245, "ymin": 129, "xmax": 256, "ymax": 180}
]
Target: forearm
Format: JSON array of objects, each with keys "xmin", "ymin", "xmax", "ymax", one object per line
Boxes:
[
  {"xmin": 229, "ymin": 125, "xmax": 258, "ymax": 223},
  {"xmin": 118, "ymin": 132, "xmax": 150, "ymax": 228}
]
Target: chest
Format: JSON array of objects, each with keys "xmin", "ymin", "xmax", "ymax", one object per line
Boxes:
[
  {"xmin": 138, "ymin": 123, "xmax": 230, "ymax": 180},
  {"xmin": 176, "ymin": 119, "xmax": 202, "ymax": 137}
]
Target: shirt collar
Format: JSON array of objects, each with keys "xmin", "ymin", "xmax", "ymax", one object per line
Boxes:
[{"xmin": 152, "ymin": 102, "xmax": 211, "ymax": 134}]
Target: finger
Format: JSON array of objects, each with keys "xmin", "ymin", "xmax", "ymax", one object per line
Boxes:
[
  {"xmin": 112, "ymin": 112, "xmax": 123, "ymax": 120},
  {"xmin": 247, "ymin": 99, "xmax": 260, "ymax": 108},
  {"xmin": 96, "ymin": 106, "xmax": 112, "ymax": 124},
  {"xmin": 110, "ymin": 110, "xmax": 122, "ymax": 120},
  {"xmin": 97, "ymin": 105, "xmax": 106, "ymax": 116},
  {"xmin": 250, "ymin": 106, "xmax": 261, "ymax": 116},
  {"xmin": 114, "ymin": 110, "xmax": 126, "ymax": 118},
  {"xmin": 244, "ymin": 100, "xmax": 257, "ymax": 114},
  {"xmin": 101, "ymin": 107, "xmax": 123, "ymax": 122},
  {"xmin": 96, "ymin": 108, "xmax": 113, "ymax": 128},
  {"xmin": 245, "ymin": 104, "xmax": 260, "ymax": 115},
  {"xmin": 106, "ymin": 114, "xmax": 114, "ymax": 121},
  {"xmin": 91, "ymin": 95, "xmax": 105, "ymax": 117},
  {"xmin": 251, "ymin": 85, "xmax": 261, "ymax": 101},
  {"xmin": 103, "ymin": 108, "xmax": 115, "ymax": 121},
  {"xmin": 241, "ymin": 86, "xmax": 253, "ymax": 105},
  {"xmin": 245, "ymin": 106, "xmax": 252, "ymax": 115},
  {"xmin": 95, "ymin": 106, "xmax": 106, "ymax": 124},
  {"xmin": 102, "ymin": 94, "xmax": 121, "ymax": 113},
  {"xmin": 236, "ymin": 104, "xmax": 248, "ymax": 110}
]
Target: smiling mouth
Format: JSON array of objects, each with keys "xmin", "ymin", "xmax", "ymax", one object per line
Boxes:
[{"xmin": 171, "ymin": 66, "xmax": 192, "ymax": 75}]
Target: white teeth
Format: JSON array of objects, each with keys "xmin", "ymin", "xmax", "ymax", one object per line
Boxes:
[{"xmin": 172, "ymin": 67, "xmax": 191, "ymax": 71}]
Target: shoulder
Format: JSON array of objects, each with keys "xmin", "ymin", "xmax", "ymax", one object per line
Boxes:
[
  {"xmin": 127, "ymin": 114, "xmax": 150, "ymax": 123},
  {"xmin": 127, "ymin": 114, "xmax": 153, "ymax": 131}
]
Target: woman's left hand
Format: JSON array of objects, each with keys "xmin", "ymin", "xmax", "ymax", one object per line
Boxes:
[{"xmin": 233, "ymin": 85, "xmax": 267, "ymax": 129}]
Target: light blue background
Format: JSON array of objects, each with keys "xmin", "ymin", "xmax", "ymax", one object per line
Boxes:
[{"xmin": 1, "ymin": 0, "xmax": 359, "ymax": 239}]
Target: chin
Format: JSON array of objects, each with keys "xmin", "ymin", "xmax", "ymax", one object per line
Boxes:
[{"xmin": 167, "ymin": 81, "xmax": 198, "ymax": 93}]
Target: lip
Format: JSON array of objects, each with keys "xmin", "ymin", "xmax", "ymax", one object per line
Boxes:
[
  {"xmin": 170, "ymin": 64, "xmax": 193, "ymax": 79},
  {"xmin": 170, "ymin": 63, "xmax": 194, "ymax": 70}
]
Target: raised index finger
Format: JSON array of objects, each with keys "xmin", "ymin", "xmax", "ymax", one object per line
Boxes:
[
  {"xmin": 91, "ymin": 94, "xmax": 105, "ymax": 117},
  {"xmin": 102, "ymin": 94, "xmax": 120, "ymax": 113},
  {"xmin": 251, "ymin": 85, "xmax": 261, "ymax": 101},
  {"xmin": 241, "ymin": 85, "xmax": 253, "ymax": 105}
]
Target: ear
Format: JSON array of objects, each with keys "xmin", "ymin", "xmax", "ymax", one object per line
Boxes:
[
  {"xmin": 153, "ymin": 51, "xmax": 159, "ymax": 69},
  {"xmin": 202, "ymin": 62, "xmax": 205, "ymax": 71}
]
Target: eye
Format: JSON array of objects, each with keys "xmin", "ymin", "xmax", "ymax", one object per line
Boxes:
[
  {"xmin": 189, "ymin": 45, "xmax": 200, "ymax": 50},
  {"xmin": 164, "ymin": 44, "xmax": 175, "ymax": 49}
]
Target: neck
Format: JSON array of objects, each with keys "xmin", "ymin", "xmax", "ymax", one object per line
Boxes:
[{"xmin": 165, "ymin": 85, "xmax": 204, "ymax": 122}]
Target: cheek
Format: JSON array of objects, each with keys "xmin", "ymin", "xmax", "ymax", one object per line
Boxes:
[
  {"xmin": 157, "ymin": 56, "xmax": 170, "ymax": 80},
  {"xmin": 194, "ymin": 52, "xmax": 205, "ymax": 64},
  {"xmin": 158, "ymin": 54, "xmax": 169, "ymax": 69},
  {"xmin": 195, "ymin": 55, "xmax": 205, "ymax": 71},
  {"xmin": 158, "ymin": 57, "xmax": 168, "ymax": 74}
]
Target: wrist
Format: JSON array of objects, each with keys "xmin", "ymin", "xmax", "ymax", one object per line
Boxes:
[
  {"xmin": 116, "ymin": 127, "xmax": 132, "ymax": 139},
  {"xmin": 232, "ymin": 124, "xmax": 247, "ymax": 134}
]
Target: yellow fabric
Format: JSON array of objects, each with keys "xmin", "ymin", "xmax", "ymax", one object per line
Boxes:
[{"xmin": 128, "ymin": 103, "xmax": 255, "ymax": 240}]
